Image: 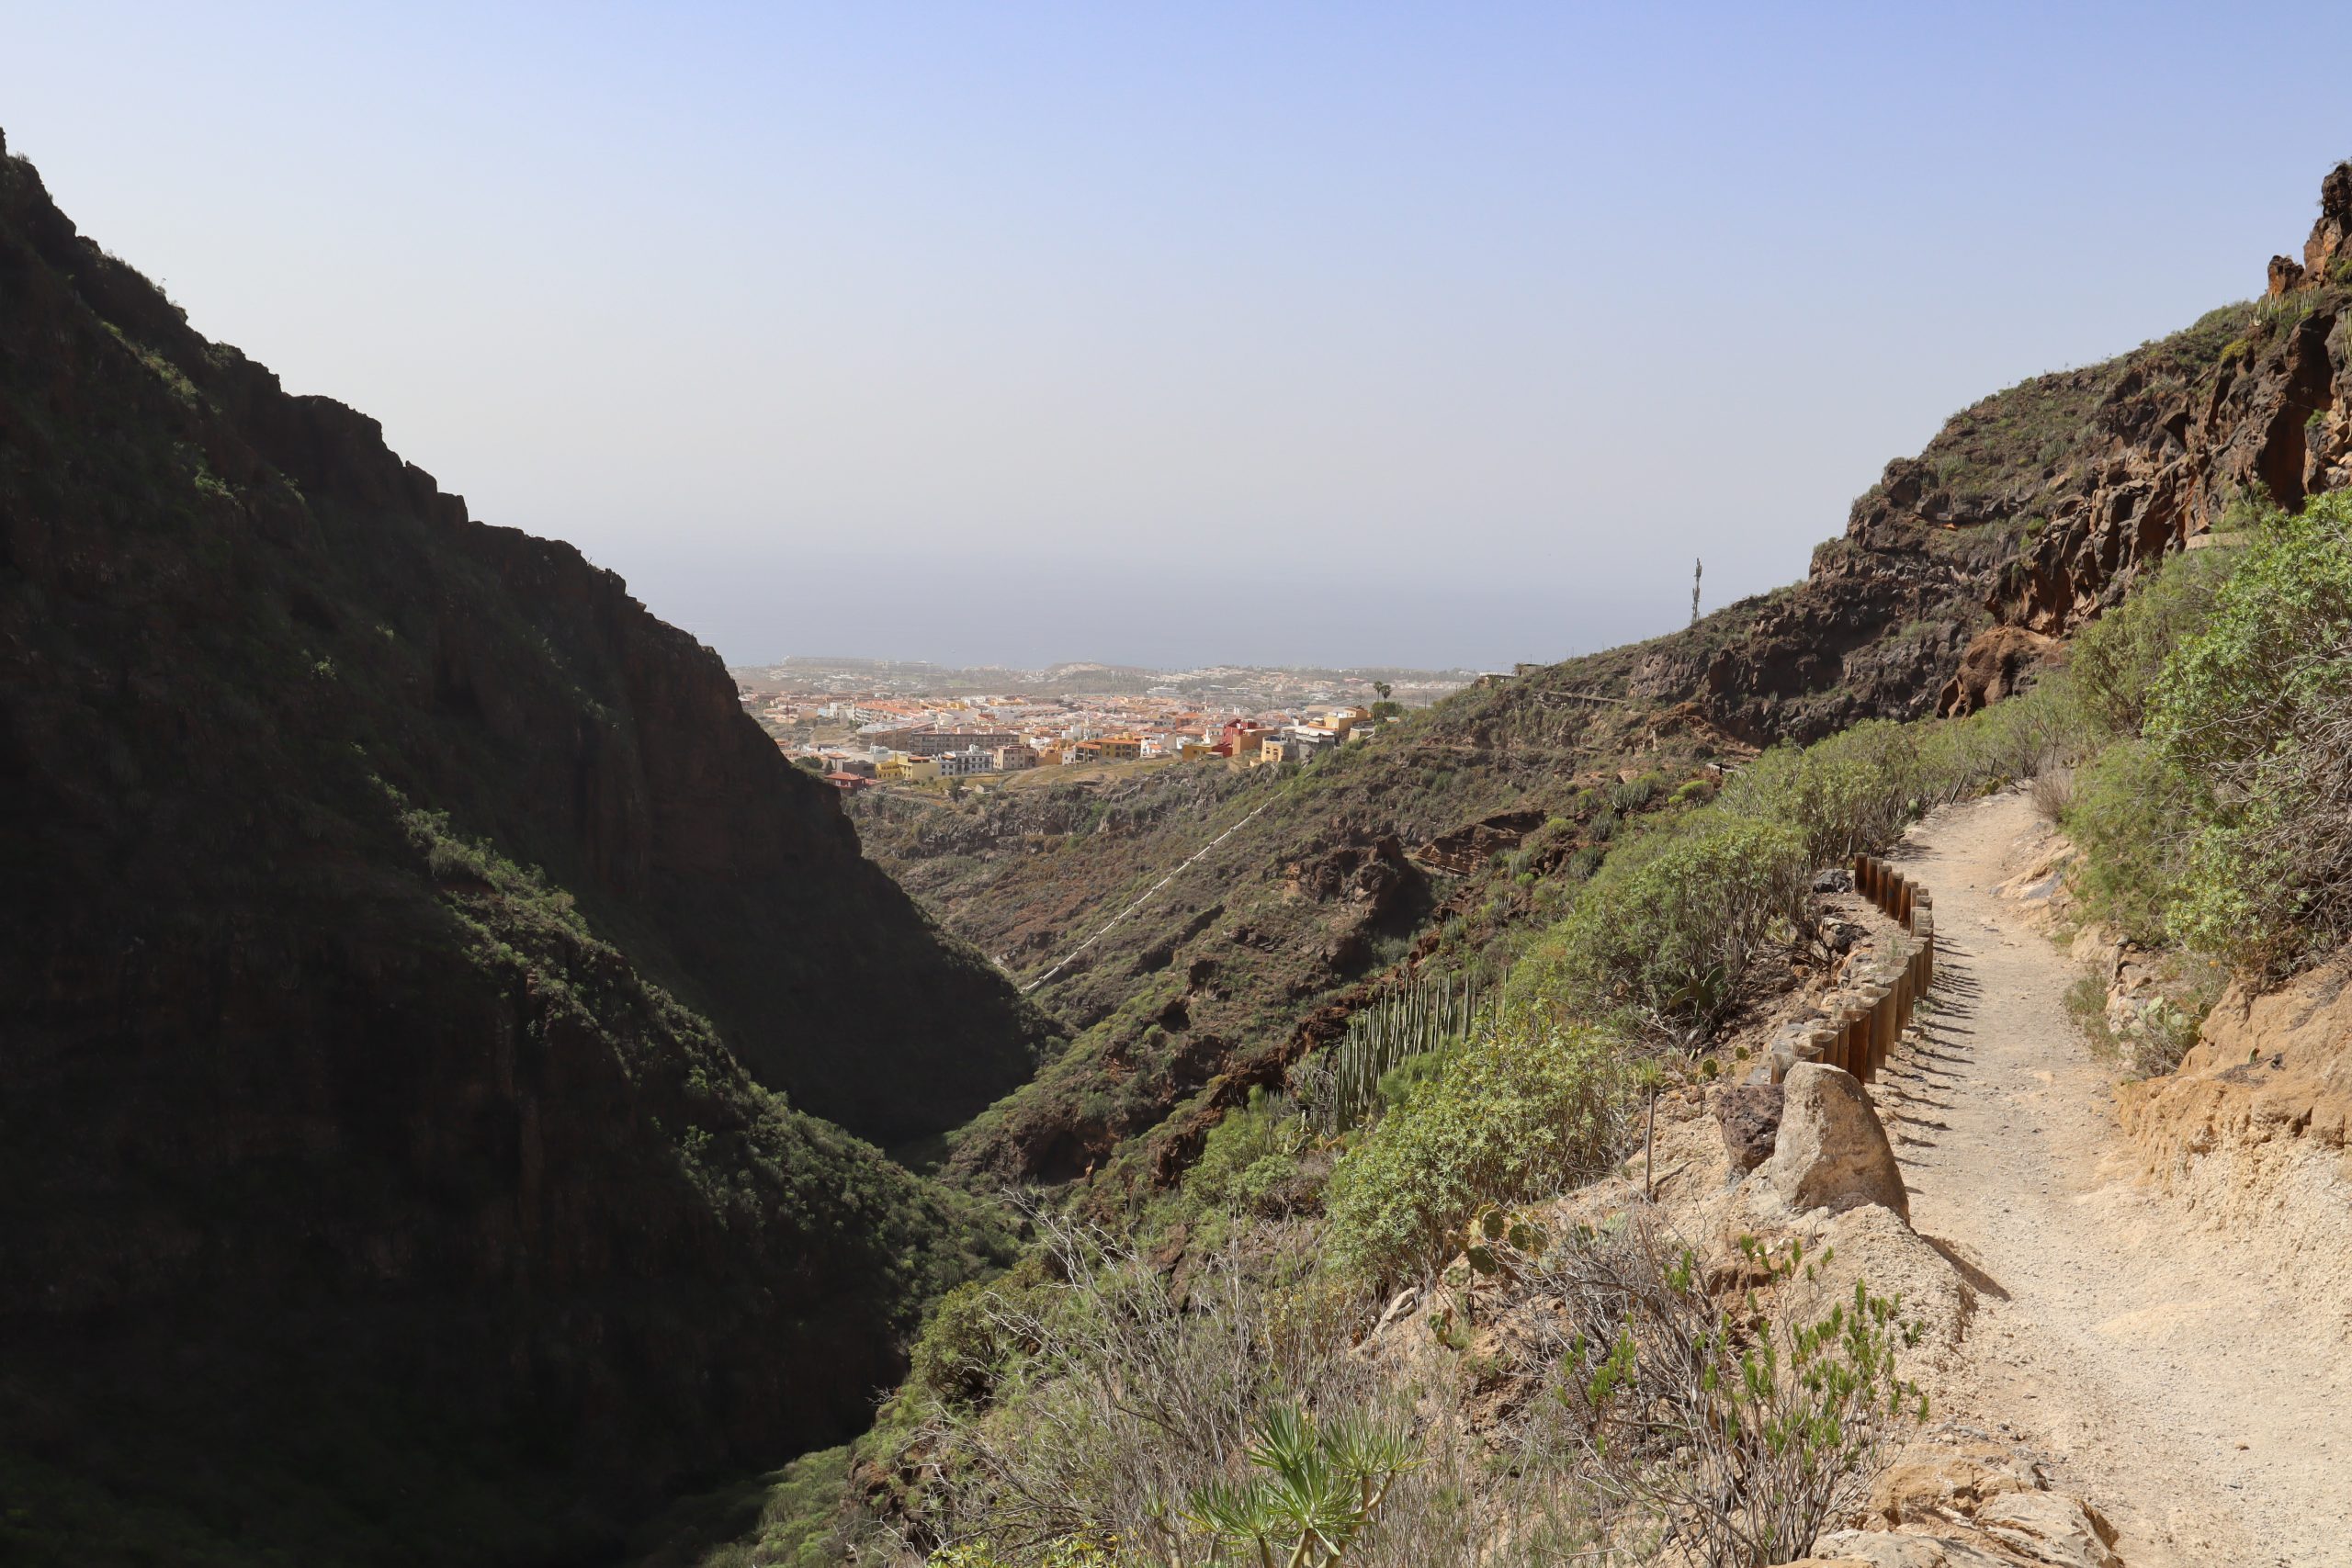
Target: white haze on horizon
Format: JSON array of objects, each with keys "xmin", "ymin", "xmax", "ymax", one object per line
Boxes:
[{"xmin": 6, "ymin": 2, "xmax": 2344, "ymax": 669}]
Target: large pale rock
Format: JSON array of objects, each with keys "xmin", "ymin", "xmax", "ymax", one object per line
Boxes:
[
  {"xmin": 1764, "ymin": 1064, "xmax": 1909, "ymax": 1222},
  {"xmin": 1973, "ymin": 1493, "xmax": 2121, "ymax": 1568},
  {"xmin": 1807, "ymin": 1532, "xmax": 2012, "ymax": 1567},
  {"xmin": 1871, "ymin": 1448, "xmax": 2040, "ymax": 1526}
]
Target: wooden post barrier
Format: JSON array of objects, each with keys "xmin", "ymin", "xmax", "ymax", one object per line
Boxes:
[
  {"xmin": 1894, "ymin": 946, "xmax": 1913, "ymax": 1036},
  {"xmin": 1849, "ymin": 990, "xmax": 1873, "ymax": 1084},
  {"xmin": 1827, "ymin": 851, "xmax": 1939, "ymax": 1087},
  {"xmin": 1868, "ymin": 980, "xmax": 1894, "ymax": 1079}
]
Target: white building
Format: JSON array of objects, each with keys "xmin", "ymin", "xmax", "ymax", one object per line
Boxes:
[{"xmin": 937, "ymin": 747, "xmax": 998, "ymax": 779}]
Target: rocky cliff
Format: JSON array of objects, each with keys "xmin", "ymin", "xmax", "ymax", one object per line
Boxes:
[
  {"xmin": 0, "ymin": 131, "xmax": 1048, "ymax": 1563},
  {"xmin": 1624, "ymin": 163, "xmax": 2352, "ymax": 734}
]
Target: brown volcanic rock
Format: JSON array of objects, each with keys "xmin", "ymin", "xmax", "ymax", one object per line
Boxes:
[
  {"xmin": 2304, "ymin": 160, "xmax": 2352, "ymax": 283},
  {"xmin": 1939, "ymin": 625, "xmax": 2060, "ymax": 717},
  {"xmin": 1642, "ymin": 164, "xmax": 2352, "ymax": 746},
  {"xmin": 1715, "ymin": 1082, "xmax": 1786, "ymax": 1173},
  {"xmin": 0, "ymin": 137, "xmax": 1046, "ymax": 1561}
]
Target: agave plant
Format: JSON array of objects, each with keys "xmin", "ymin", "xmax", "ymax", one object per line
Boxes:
[{"xmin": 1182, "ymin": 1404, "xmax": 1419, "ymax": 1568}]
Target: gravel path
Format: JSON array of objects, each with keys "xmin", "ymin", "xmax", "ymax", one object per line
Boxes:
[{"xmin": 1875, "ymin": 789, "xmax": 2352, "ymax": 1568}]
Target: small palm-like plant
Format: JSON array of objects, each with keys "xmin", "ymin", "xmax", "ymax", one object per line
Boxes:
[{"xmin": 1182, "ymin": 1404, "xmax": 1418, "ymax": 1567}]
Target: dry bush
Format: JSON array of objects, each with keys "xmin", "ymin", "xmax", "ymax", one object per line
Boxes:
[
  {"xmin": 1424, "ymin": 1211, "xmax": 1925, "ymax": 1568},
  {"xmin": 889, "ymin": 1205, "xmax": 1606, "ymax": 1567},
  {"xmin": 2029, "ymin": 757, "xmax": 2075, "ymax": 823}
]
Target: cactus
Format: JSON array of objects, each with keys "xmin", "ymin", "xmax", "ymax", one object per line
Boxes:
[{"xmin": 1306, "ymin": 975, "xmax": 1482, "ymax": 1134}]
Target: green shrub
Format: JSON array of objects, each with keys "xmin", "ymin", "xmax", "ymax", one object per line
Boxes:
[
  {"xmin": 2140, "ymin": 491, "xmax": 2352, "ymax": 969},
  {"xmin": 1606, "ymin": 773, "xmax": 1661, "ymax": 813},
  {"xmin": 1559, "ymin": 1229, "xmax": 1926, "ymax": 1568},
  {"xmin": 1187, "ymin": 1088, "xmax": 1317, "ymax": 1214},
  {"xmin": 1669, "ymin": 775, "xmax": 1717, "ymax": 807},
  {"xmin": 1508, "ymin": 815, "xmax": 1810, "ymax": 1039},
  {"xmin": 1180, "ymin": 1403, "xmax": 1418, "ymax": 1565},
  {"xmin": 910, "ymin": 1271, "xmax": 1048, "ymax": 1409},
  {"xmin": 2068, "ymin": 547, "xmax": 2234, "ymax": 738},
  {"xmin": 1324, "ymin": 1024, "xmax": 1626, "ymax": 1285},
  {"xmin": 2062, "ymin": 971, "xmax": 2119, "ymax": 1059},
  {"xmin": 1915, "ymin": 671, "xmax": 2091, "ymax": 798},
  {"xmin": 1719, "ymin": 721, "xmax": 1918, "ymax": 864},
  {"xmin": 2061, "ymin": 740, "xmax": 2198, "ymax": 945}
]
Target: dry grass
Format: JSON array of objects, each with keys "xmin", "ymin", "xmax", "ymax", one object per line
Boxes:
[{"xmin": 2029, "ymin": 760, "xmax": 2075, "ymax": 824}]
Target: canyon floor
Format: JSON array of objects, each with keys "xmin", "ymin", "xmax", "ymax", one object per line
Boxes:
[{"xmin": 1877, "ymin": 792, "xmax": 2351, "ymax": 1568}]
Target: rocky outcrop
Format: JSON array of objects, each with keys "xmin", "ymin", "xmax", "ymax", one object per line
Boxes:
[
  {"xmin": 1765, "ymin": 1064, "xmax": 1910, "ymax": 1221},
  {"xmin": 2295, "ymin": 161, "xmax": 2352, "ymax": 289},
  {"xmin": 1778, "ymin": 1444, "xmax": 2124, "ymax": 1568},
  {"xmin": 0, "ymin": 134, "xmax": 1046, "ymax": 1562},
  {"xmin": 1626, "ymin": 164, "xmax": 2352, "ymax": 744},
  {"xmin": 2123, "ymin": 957, "xmax": 2352, "ymax": 1163},
  {"xmin": 1939, "ymin": 625, "xmax": 2061, "ymax": 717}
]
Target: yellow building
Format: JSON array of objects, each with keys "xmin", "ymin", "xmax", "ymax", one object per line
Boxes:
[
  {"xmin": 1071, "ymin": 737, "xmax": 1143, "ymax": 763},
  {"xmin": 877, "ymin": 754, "xmax": 940, "ymax": 782}
]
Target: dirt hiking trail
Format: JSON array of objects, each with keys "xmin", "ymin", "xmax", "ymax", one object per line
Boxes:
[{"xmin": 1875, "ymin": 790, "xmax": 2352, "ymax": 1566}]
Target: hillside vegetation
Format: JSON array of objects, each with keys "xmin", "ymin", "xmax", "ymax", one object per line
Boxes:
[
  {"xmin": 757, "ymin": 164, "xmax": 2352, "ymax": 1566},
  {"xmin": 810, "ymin": 498, "xmax": 2352, "ymax": 1568},
  {"xmin": 0, "ymin": 130, "xmax": 1050, "ymax": 1564}
]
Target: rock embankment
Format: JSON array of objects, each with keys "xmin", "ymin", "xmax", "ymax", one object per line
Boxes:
[{"xmin": 2117, "ymin": 954, "xmax": 2352, "ymax": 1338}]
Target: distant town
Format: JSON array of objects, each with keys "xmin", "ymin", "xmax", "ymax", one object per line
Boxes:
[{"xmin": 731, "ymin": 657, "xmax": 1476, "ymax": 791}]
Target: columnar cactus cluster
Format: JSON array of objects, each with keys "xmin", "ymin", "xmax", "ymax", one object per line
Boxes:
[{"xmin": 1309, "ymin": 975, "xmax": 1482, "ymax": 1134}]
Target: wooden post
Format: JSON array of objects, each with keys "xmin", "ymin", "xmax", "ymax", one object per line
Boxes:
[
  {"xmin": 1807, "ymin": 1025, "xmax": 1838, "ymax": 1077},
  {"xmin": 1860, "ymin": 982, "xmax": 1881, "ymax": 1078},
  {"xmin": 1874, "ymin": 977, "xmax": 1898, "ymax": 1075},
  {"xmin": 1894, "ymin": 947, "xmax": 1913, "ymax": 1037},
  {"xmin": 1645, "ymin": 1086, "xmax": 1657, "ymax": 1200}
]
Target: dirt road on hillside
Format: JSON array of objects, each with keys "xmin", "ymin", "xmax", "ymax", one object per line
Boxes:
[{"xmin": 1877, "ymin": 791, "xmax": 2352, "ymax": 1567}]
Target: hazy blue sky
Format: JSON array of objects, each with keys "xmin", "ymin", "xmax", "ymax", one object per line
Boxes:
[{"xmin": 6, "ymin": 3, "xmax": 2345, "ymax": 669}]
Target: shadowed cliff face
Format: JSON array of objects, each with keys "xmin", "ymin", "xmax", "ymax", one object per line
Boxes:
[{"xmin": 0, "ymin": 132, "xmax": 1043, "ymax": 1563}]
